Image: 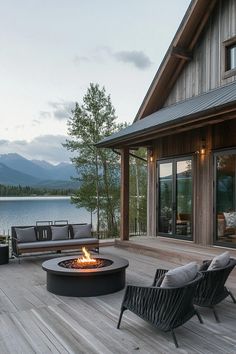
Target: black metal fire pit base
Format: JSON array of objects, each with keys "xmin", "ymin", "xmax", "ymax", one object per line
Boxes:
[{"xmin": 42, "ymin": 255, "xmax": 129, "ymax": 297}]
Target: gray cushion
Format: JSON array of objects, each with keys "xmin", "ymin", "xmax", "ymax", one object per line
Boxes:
[
  {"xmin": 208, "ymin": 251, "xmax": 230, "ymax": 270},
  {"xmin": 161, "ymin": 262, "xmax": 198, "ymax": 288},
  {"xmin": 73, "ymin": 224, "xmax": 92, "ymax": 239},
  {"xmin": 15, "ymin": 227, "xmax": 37, "ymax": 243},
  {"xmin": 51, "ymin": 226, "xmax": 69, "ymax": 240},
  {"xmin": 17, "ymin": 238, "xmax": 98, "ymax": 250}
]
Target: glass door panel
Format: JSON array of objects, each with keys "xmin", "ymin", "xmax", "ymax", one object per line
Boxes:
[
  {"xmin": 176, "ymin": 160, "xmax": 192, "ymax": 238},
  {"xmin": 215, "ymin": 152, "xmax": 236, "ymax": 246},
  {"xmin": 159, "ymin": 163, "xmax": 173, "ymax": 234},
  {"xmin": 158, "ymin": 157, "xmax": 193, "ymax": 240}
]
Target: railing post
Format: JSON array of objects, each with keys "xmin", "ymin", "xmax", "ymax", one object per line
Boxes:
[{"xmin": 120, "ymin": 147, "xmax": 129, "ymax": 241}]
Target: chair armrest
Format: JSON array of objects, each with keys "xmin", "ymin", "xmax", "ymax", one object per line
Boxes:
[{"xmin": 152, "ymin": 268, "xmax": 168, "ymax": 286}]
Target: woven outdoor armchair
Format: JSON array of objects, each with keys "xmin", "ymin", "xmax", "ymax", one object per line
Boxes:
[
  {"xmin": 117, "ymin": 269, "xmax": 203, "ymax": 348},
  {"xmin": 194, "ymin": 258, "xmax": 236, "ymax": 322}
]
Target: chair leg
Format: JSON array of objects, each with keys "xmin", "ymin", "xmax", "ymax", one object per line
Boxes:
[
  {"xmin": 171, "ymin": 329, "xmax": 179, "ymax": 348},
  {"xmin": 212, "ymin": 306, "xmax": 220, "ymax": 323},
  {"xmin": 195, "ymin": 309, "xmax": 204, "ymax": 324},
  {"xmin": 117, "ymin": 307, "xmax": 126, "ymax": 329},
  {"xmin": 228, "ymin": 290, "xmax": 236, "ymax": 304}
]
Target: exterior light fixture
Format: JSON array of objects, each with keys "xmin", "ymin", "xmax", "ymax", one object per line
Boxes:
[
  {"xmin": 200, "ymin": 139, "xmax": 206, "ymax": 155},
  {"xmin": 148, "ymin": 148, "xmax": 154, "ymax": 162}
]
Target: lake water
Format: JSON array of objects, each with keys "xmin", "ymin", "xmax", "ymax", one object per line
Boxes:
[{"xmin": 0, "ymin": 197, "xmax": 92, "ymax": 235}]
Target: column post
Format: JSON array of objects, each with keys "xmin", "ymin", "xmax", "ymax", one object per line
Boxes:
[{"xmin": 120, "ymin": 147, "xmax": 129, "ymax": 240}]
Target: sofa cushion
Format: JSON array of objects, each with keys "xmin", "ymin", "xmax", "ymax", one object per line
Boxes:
[
  {"xmin": 199, "ymin": 260, "xmax": 211, "ymax": 271},
  {"xmin": 208, "ymin": 251, "xmax": 230, "ymax": 270},
  {"xmin": 15, "ymin": 227, "xmax": 37, "ymax": 243},
  {"xmin": 73, "ymin": 224, "xmax": 92, "ymax": 239},
  {"xmin": 160, "ymin": 262, "xmax": 198, "ymax": 288},
  {"xmin": 51, "ymin": 225, "xmax": 69, "ymax": 240},
  {"xmin": 224, "ymin": 212, "xmax": 236, "ymax": 228},
  {"xmin": 17, "ymin": 238, "xmax": 98, "ymax": 250}
]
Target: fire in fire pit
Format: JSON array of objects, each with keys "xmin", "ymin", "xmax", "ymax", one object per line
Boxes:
[{"xmin": 59, "ymin": 247, "xmax": 113, "ymax": 269}]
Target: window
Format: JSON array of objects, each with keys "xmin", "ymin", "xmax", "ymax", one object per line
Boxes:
[
  {"xmin": 223, "ymin": 36, "xmax": 236, "ymax": 78},
  {"xmin": 226, "ymin": 44, "xmax": 236, "ymax": 71},
  {"xmin": 214, "ymin": 151, "xmax": 236, "ymax": 247}
]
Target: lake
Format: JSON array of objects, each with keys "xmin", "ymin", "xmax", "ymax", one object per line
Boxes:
[{"xmin": 0, "ymin": 197, "xmax": 92, "ymax": 235}]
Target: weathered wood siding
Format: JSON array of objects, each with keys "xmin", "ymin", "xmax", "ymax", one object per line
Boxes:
[
  {"xmin": 148, "ymin": 118, "xmax": 236, "ymax": 245},
  {"xmin": 164, "ymin": 0, "xmax": 236, "ymax": 107}
]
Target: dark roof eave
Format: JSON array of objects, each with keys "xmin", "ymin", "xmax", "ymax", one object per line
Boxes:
[{"xmin": 96, "ymin": 101, "xmax": 236, "ymax": 148}]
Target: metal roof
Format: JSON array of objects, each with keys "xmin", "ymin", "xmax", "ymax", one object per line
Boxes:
[{"xmin": 97, "ymin": 81, "xmax": 236, "ymax": 148}]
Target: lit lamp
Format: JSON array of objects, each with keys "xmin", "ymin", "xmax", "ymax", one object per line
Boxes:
[
  {"xmin": 200, "ymin": 139, "xmax": 206, "ymax": 155},
  {"xmin": 148, "ymin": 148, "xmax": 154, "ymax": 162}
]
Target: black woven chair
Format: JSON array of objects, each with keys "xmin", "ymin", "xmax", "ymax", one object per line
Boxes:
[
  {"xmin": 194, "ymin": 258, "xmax": 236, "ymax": 322},
  {"xmin": 117, "ymin": 269, "xmax": 203, "ymax": 348}
]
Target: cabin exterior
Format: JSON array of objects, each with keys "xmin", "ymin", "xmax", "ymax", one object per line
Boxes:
[{"xmin": 97, "ymin": 0, "xmax": 236, "ymax": 249}]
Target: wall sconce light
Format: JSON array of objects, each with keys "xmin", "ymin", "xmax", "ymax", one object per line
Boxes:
[
  {"xmin": 200, "ymin": 138, "xmax": 206, "ymax": 155},
  {"xmin": 148, "ymin": 148, "xmax": 154, "ymax": 162}
]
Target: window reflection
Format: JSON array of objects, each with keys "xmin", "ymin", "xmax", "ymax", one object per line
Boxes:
[{"xmin": 216, "ymin": 154, "xmax": 236, "ymax": 244}]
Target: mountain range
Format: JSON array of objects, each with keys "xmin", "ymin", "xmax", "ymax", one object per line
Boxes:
[{"xmin": 0, "ymin": 153, "xmax": 79, "ymax": 189}]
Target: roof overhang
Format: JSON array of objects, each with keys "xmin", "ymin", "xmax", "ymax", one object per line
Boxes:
[{"xmin": 97, "ymin": 82, "xmax": 236, "ymax": 149}]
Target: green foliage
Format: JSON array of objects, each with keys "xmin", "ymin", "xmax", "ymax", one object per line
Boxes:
[
  {"xmin": 0, "ymin": 184, "xmax": 73, "ymax": 197},
  {"xmin": 64, "ymin": 83, "xmax": 122, "ymax": 236}
]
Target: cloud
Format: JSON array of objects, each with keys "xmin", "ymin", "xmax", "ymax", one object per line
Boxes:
[
  {"xmin": 39, "ymin": 101, "xmax": 75, "ymax": 121},
  {"xmin": 113, "ymin": 50, "xmax": 152, "ymax": 69},
  {"xmin": 74, "ymin": 46, "xmax": 152, "ymax": 70},
  {"xmin": 48, "ymin": 101, "xmax": 75, "ymax": 120},
  {"xmin": 0, "ymin": 135, "xmax": 73, "ymax": 164}
]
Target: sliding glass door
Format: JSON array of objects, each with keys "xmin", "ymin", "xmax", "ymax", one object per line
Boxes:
[
  {"xmin": 157, "ymin": 157, "xmax": 193, "ymax": 240},
  {"xmin": 214, "ymin": 150, "xmax": 236, "ymax": 247}
]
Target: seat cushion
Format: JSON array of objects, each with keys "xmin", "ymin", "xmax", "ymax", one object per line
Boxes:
[
  {"xmin": 73, "ymin": 224, "xmax": 92, "ymax": 239},
  {"xmin": 208, "ymin": 251, "xmax": 230, "ymax": 270},
  {"xmin": 51, "ymin": 225, "xmax": 69, "ymax": 240},
  {"xmin": 161, "ymin": 262, "xmax": 198, "ymax": 288},
  {"xmin": 15, "ymin": 227, "xmax": 37, "ymax": 243},
  {"xmin": 17, "ymin": 238, "xmax": 98, "ymax": 250}
]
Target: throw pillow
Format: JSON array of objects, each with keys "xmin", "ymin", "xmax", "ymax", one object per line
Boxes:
[
  {"xmin": 160, "ymin": 262, "xmax": 198, "ymax": 288},
  {"xmin": 73, "ymin": 224, "xmax": 92, "ymax": 239},
  {"xmin": 208, "ymin": 251, "xmax": 230, "ymax": 270},
  {"xmin": 224, "ymin": 212, "xmax": 236, "ymax": 228},
  {"xmin": 51, "ymin": 226, "xmax": 69, "ymax": 240},
  {"xmin": 15, "ymin": 227, "xmax": 37, "ymax": 243}
]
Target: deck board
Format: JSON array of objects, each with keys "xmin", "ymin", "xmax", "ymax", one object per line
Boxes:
[{"xmin": 0, "ymin": 246, "xmax": 235, "ymax": 353}]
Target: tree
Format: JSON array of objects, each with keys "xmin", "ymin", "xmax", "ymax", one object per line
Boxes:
[{"xmin": 64, "ymin": 83, "xmax": 121, "ymax": 236}]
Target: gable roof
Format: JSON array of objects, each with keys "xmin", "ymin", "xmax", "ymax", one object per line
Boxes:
[
  {"xmin": 135, "ymin": 0, "xmax": 218, "ymax": 121},
  {"xmin": 97, "ymin": 81, "xmax": 236, "ymax": 148}
]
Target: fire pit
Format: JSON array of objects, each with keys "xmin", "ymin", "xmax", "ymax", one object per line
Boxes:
[{"xmin": 42, "ymin": 248, "xmax": 129, "ymax": 297}]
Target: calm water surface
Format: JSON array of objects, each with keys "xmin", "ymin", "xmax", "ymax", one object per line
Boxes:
[{"xmin": 0, "ymin": 197, "xmax": 92, "ymax": 235}]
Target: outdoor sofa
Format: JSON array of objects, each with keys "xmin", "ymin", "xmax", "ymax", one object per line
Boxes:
[{"xmin": 11, "ymin": 223, "xmax": 99, "ymax": 259}]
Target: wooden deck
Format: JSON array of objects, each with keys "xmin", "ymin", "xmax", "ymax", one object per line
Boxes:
[{"xmin": 0, "ymin": 246, "xmax": 236, "ymax": 353}]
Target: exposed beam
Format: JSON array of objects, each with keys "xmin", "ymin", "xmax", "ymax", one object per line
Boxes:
[{"xmin": 171, "ymin": 46, "xmax": 192, "ymax": 60}]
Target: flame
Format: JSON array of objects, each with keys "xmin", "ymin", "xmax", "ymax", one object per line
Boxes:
[{"xmin": 77, "ymin": 247, "xmax": 97, "ymax": 264}]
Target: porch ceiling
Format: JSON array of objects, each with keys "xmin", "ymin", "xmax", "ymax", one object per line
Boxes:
[{"xmin": 97, "ymin": 81, "xmax": 236, "ymax": 149}]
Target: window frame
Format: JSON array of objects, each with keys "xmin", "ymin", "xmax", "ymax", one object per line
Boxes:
[{"xmin": 222, "ymin": 36, "xmax": 236, "ymax": 79}]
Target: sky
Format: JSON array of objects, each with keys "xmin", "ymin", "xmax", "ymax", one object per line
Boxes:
[{"xmin": 0, "ymin": 0, "xmax": 191, "ymax": 164}]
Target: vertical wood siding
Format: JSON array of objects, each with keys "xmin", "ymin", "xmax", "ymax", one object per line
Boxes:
[{"xmin": 164, "ymin": 0, "xmax": 236, "ymax": 107}]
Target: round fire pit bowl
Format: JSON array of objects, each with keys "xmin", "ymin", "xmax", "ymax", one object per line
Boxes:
[{"xmin": 42, "ymin": 254, "xmax": 129, "ymax": 297}]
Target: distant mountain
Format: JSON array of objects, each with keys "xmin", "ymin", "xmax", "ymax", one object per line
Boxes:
[
  {"xmin": 0, "ymin": 163, "xmax": 40, "ymax": 186},
  {"xmin": 0, "ymin": 153, "xmax": 76, "ymax": 181},
  {"xmin": 0, "ymin": 153, "xmax": 79, "ymax": 189}
]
